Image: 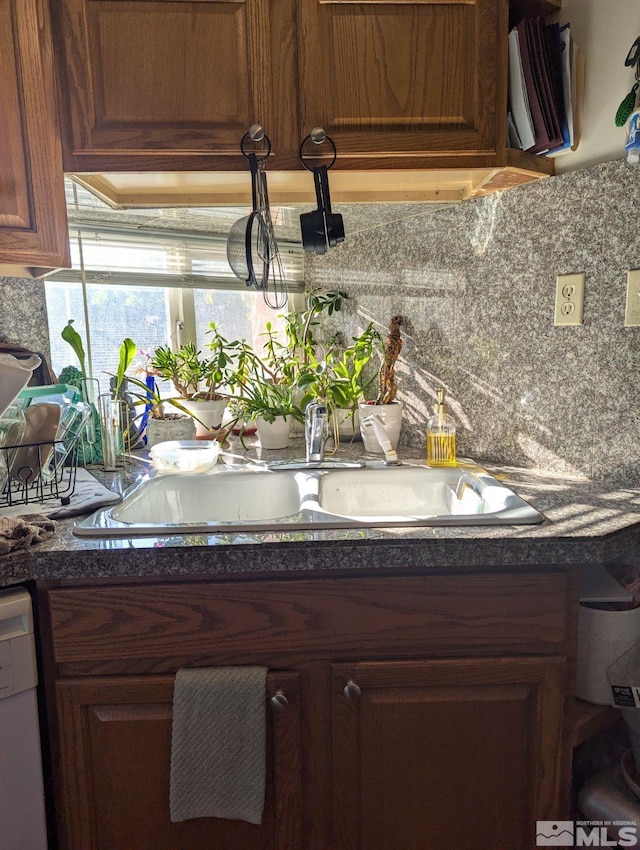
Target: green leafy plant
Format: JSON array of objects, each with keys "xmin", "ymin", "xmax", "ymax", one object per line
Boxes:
[
  {"xmin": 61, "ymin": 320, "xmax": 87, "ymax": 378},
  {"xmin": 115, "ymin": 338, "xmax": 136, "ymax": 397},
  {"xmin": 296, "ymin": 323, "xmax": 383, "ymax": 438}
]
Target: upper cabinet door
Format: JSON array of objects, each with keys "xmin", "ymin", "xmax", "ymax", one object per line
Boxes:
[
  {"xmin": 53, "ymin": 0, "xmax": 294, "ymax": 170},
  {"xmin": 0, "ymin": 0, "xmax": 69, "ymax": 271},
  {"xmin": 298, "ymin": 0, "xmax": 505, "ymax": 169}
]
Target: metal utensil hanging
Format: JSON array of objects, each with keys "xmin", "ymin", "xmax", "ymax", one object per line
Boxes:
[
  {"xmin": 299, "ymin": 128, "xmax": 345, "ymax": 255},
  {"xmin": 226, "ymin": 126, "xmax": 287, "ymax": 309}
]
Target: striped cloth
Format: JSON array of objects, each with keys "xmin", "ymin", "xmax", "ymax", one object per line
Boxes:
[{"xmin": 170, "ymin": 666, "xmax": 267, "ymax": 825}]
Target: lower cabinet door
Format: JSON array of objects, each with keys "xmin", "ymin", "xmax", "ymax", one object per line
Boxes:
[
  {"xmin": 55, "ymin": 672, "xmax": 301, "ymax": 850},
  {"xmin": 331, "ymin": 656, "xmax": 567, "ymax": 850}
]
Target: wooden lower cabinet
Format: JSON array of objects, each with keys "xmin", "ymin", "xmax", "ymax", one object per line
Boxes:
[
  {"xmin": 55, "ymin": 672, "xmax": 302, "ymax": 850},
  {"xmin": 43, "ymin": 573, "xmax": 575, "ymax": 849},
  {"xmin": 331, "ymin": 657, "xmax": 567, "ymax": 850}
]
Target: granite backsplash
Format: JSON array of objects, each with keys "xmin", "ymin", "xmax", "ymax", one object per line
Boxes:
[
  {"xmin": 306, "ymin": 159, "xmax": 640, "ymax": 485},
  {"xmin": 4, "ymin": 160, "xmax": 640, "ymax": 485}
]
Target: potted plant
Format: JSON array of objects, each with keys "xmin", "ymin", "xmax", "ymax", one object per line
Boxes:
[
  {"xmin": 124, "ymin": 365, "xmax": 197, "ymax": 449},
  {"xmin": 149, "ymin": 326, "xmax": 239, "ymax": 438},
  {"xmin": 296, "ymin": 322, "xmax": 383, "ymax": 445},
  {"xmin": 358, "ymin": 315, "xmax": 404, "ymax": 454},
  {"xmin": 232, "ymin": 362, "xmax": 304, "ymax": 449}
]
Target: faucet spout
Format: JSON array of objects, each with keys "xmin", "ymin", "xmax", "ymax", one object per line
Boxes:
[{"xmin": 305, "ymin": 400, "xmax": 327, "ymax": 463}]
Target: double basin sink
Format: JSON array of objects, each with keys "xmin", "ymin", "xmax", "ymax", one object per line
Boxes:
[{"xmin": 74, "ymin": 460, "xmax": 544, "ymax": 537}]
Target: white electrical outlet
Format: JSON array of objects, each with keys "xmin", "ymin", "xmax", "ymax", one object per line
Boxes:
[
  {"xmin": 554, "ymin": 273, "xmax": 585, "ymax": 326},
  {"xmin": 625, "ymin": 270, "xmax": 640, "ymax": 327}
]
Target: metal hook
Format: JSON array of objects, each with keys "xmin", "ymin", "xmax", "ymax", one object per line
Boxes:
[
  {"xmin": 299, "ymin": 130, "xmax": 337, "ymax": 172},
  {"xmin": 240, "ymin": 127, "xmax": 271, "ymax": 161}
]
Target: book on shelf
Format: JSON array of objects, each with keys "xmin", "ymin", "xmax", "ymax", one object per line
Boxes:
[{"xmin": 508, "ymin": 17, "xmax": 583, "ymax": 157}]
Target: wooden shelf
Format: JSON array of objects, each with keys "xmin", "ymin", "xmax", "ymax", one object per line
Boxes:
[{"xmin": 573, "ymin": 699, "xmax": 620, "ymax": 748}]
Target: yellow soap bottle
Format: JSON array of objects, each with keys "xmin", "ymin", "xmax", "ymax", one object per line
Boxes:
[{"xmin": 427, "ymin": 389, "xmax": 456, "ymax": 466}]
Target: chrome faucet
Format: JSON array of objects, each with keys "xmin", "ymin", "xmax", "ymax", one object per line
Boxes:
[{"xmin": 305, "ymin": 400, "xmax": 327, "ymax": 462}]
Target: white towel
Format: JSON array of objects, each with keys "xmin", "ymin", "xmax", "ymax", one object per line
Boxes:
[
  {"xmin": 170, "ymin": 667, "xmax": 267, "ymax": 825},
  {"xmin": 0, "ymin": 469, "xmax": 121, "ymax": 519}
]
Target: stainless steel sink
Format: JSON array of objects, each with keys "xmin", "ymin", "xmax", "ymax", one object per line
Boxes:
[{"xmin": 74, "ymin": 461, "xmax": 544, "ymax": 538}]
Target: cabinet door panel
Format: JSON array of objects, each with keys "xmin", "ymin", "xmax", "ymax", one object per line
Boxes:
[
  {"xmin": 331, "ymin": 657, "xmax": 567, "ymax": 850},
  {"xmin": 56, "ymin": 672, "xmax": 302, "ymax": 850},
  {"xmin": 299, "ymin": 0, "xmax": 504, "ymax": 166},
  {"xmin": 56, "ymin": 0, "xmax": 277, "ymax": 162},
  {"xmin": 0, "ymin": 0, "xmax": 69, "ymax": 268}
]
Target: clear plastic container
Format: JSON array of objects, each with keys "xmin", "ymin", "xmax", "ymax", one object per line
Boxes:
[{"xmin": 149, "ymin": 440, "xmax": 220, "ymax": 474}]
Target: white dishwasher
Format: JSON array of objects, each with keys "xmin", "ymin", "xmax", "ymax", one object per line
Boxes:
[{"xmin": 0, "ymin": 589, "xmax": 48, "ymax": 850}]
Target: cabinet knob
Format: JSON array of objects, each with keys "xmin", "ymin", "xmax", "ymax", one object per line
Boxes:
[
  {"xmin": 269, "ymin": 690, "xmax": 289, "ymax": 712},
  {"xmin": 343, "ymin": 679, "xmax": 362, "ymax": 701}
]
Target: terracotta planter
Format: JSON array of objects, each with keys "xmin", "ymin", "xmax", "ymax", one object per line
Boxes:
[
  {"xmin": 180, "ymin": 398, "xmax": 227, "ymax": 439},
  {"xmin": 256, "ymin": 415, "xmax": 292, "ymax": 449},
  {"xmin": 358, "ymin": 401, "xmax": 403, "ymax": 454},
  {"xmin": 145, "ymin": 415, "xmax": 196, "ymax": 449}
]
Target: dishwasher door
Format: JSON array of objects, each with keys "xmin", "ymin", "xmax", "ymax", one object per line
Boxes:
[{"xmin": 0, "ymin": 589, "xmax": 48, "ymax": 850}]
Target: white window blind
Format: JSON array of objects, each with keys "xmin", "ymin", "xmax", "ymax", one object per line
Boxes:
[{"xmin": 47, "ymin": 225, "xmax": 305, "ymax": 292}]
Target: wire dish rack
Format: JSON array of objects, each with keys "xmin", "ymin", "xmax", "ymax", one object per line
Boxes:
[{"xmin": 0, "ymin": 437, "xmax": 80, "ymax": 509}]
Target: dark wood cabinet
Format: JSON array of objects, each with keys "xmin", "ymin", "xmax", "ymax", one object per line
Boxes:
[
  {"xmin": 50, "ymin": 0, "xmax": 556, "ymax": 196},
  {"xmin": 41, "ymin": 571, "xmax": 576, "ymax": 850},
  {"xmin": 331, "ymin": 657, "xmax": 566, "ymax": 850},
  {"xmin": 0, "ymin": 0, "xmax": 69, "ymax": 275},
  {"xmin": 51, "ymin": 0, "xmax": 300, "ymax": 171},
  {"xmin": 298, "ymin": 0, "xmax": 505, "ymax": 170},
  {"xmin": 55, "ymin": 672, "xmax": 302, "ymax": 850}
]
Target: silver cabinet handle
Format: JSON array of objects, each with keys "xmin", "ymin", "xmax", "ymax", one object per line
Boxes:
[
  {"xmin": 269, "ymin": 690, "xmax": 289, "ymax": 711},
  {"xmin": 343, "ymin": 679, "xmax": 362, "ymax": 701}
]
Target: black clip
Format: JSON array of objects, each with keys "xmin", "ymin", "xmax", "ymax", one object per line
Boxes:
[{"xmin": 625, "ymin": 36, "xmax": 640, "ymax": 68}]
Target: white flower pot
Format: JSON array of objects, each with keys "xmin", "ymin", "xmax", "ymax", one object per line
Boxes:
[
  {"xmin": 180, "ymin": 398, "xmax": 227, "ymax": 439},
  {"xmin": 256, "ymin": 415, "xmax": 292, "ymax": 449},
  {"xmin": 358, "ymin": 401, "xmax": 403, "ymax": 454},
  {"xmin": 334, "ymin": 407, "xmax": 360, "ymax": 441},
  {"xmin": 146, "ymin": 415, "xmax": 196, "ymax": 449}
]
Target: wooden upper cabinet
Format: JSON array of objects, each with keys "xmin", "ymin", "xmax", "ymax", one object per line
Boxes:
[
  {"xmin": 53, "ymin": 0, "xmax": 300, "ymax": 170},
  {"xmin": 297, "ymin": 0, "xmax": 505, "ymax": 169},
  {"xmin": 0, "ymin": 0, "xmax": 69, "ymax": 273}
]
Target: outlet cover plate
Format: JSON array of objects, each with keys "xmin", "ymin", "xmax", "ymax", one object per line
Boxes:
[
  {"xmin": 625, "ymin": 270, "xmax": 640, "ymax": 327},
  {"xmin": 554, "ymin": 273, "xmax": 585, "ymax": 326}
]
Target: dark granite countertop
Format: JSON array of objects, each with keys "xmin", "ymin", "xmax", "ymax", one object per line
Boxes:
[{"xmin": 2, "ymin": 437, "xmax": 640, "ymax": 587}]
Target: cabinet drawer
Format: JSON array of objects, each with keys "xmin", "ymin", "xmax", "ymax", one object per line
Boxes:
[{"xmin": 47, "ymin": 573, "xmax": 572, "ymax": 675}]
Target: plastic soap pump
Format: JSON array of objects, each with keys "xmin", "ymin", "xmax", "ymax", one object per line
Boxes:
[{"xmin": 426, "ymin": 389, "xmax": 456, "ymax": 467}]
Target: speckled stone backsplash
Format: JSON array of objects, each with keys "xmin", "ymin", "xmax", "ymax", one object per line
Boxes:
[
  {"xmin": 306, "ymin": 160, "xmax": 640, "ymax": 485},
  {"xmin": 0, "ymin": 276, "xmax": 51, "ymax": 359}
]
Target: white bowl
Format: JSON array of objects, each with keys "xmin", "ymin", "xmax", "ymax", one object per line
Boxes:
[{"xmin": 149, "ymin": 440, "xmax": 220, "ymax": 474}]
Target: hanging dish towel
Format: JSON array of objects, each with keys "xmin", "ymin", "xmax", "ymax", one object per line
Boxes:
[{"xmin": 170, "ymin": 666, "xmax": 267, "ymax": 825}]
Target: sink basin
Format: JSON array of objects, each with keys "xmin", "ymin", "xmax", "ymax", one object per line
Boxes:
[
  {"xmin": 111, "ymin": 469, "xmax": 303, "ymax": 524},
  {"xmin": 74, "ymin": 461, "xmax": 544, "ymax": 537}
]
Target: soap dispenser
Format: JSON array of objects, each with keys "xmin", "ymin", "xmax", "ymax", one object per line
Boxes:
[{"xmin": 427, "ymin": 389, "xmax": 456, "ymax": 466}]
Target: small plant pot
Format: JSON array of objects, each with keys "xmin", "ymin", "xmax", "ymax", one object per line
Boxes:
[
  {"xmin": 180, "ymin": 398, "xmax": 227, "ymax": 439},
  {"xmin": 256, "ymin": 415, "xmax": 292, "ymax": 449},
  {"xmin": 358, "ymin": 401, "xmax": 403, "ymax": 454},
  {"xmin": 335, "ymin": 407, "xmax": 360, "ymax": 441},
  {"xmin": 146, "ymin": 415, "xmax": 196, "ymax": 449}
]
